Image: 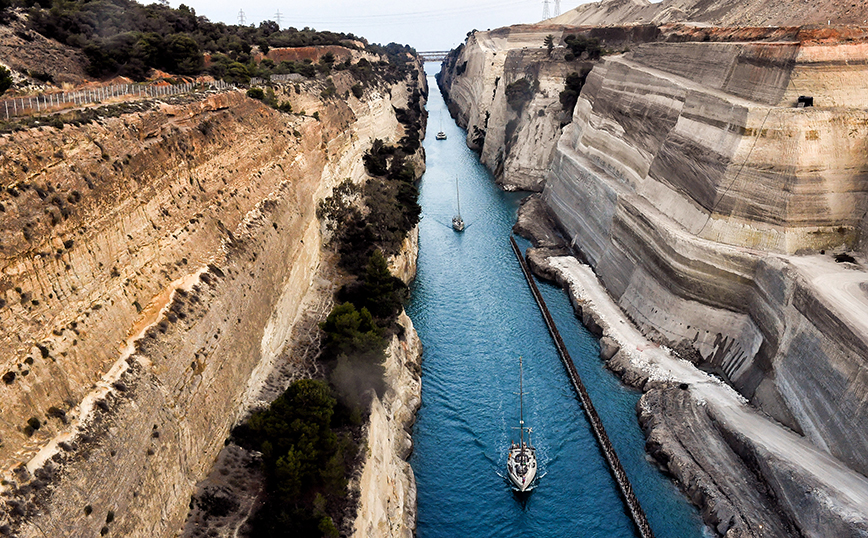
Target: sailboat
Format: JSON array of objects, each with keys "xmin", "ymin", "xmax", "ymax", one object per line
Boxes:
[
  {"xmin": 507, "ymin": 356, "xmax": 537, "ymax": 492},
  {"xmin": 452, "ymin": 178, "xmax": 465, "ymax": 232},
  {"xmin": 436, "ymin": 110, "xmax": 447, "ymax": 140}
]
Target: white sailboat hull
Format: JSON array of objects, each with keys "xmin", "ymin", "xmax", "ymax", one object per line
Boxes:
[{"xmin": 507, "ymin": 443, "xmax": 537, "ymax": 491}]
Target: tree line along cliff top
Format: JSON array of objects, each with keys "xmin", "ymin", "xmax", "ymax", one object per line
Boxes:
[{"xmin": 0, "ymin": 0, "xmax": 418, "ymax": 90}]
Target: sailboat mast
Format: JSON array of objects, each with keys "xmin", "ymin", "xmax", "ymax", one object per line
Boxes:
[
  {"xmin": 519, "ymin": 356, "xmax": 524, "ymax": 448},
  {"xmin": 456, "ymin": 178, "xmax": 461, "ymax": 218}
]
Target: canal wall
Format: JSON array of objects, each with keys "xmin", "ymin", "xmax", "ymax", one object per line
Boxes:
[
  {"xmin": 440, "ymin": 18, "xmax": 868, "ymax": 537},
  {"xmin": 537, "ymin": 252, "xmax": 868, "ymax": 537},
  {"xmin": 352, "ymin": 222, "xmax": 423, "ymax": 538},
  {"xmin": 0, "ymin": 53, "xmax": 427, "ymax": 537},
  {"xmin": 352, "ymin": 310, "xmax": 423, "ymax": 538},
  {"xmin": 437, "ymin": 26, "xmax": 583, "ymax": 192}
]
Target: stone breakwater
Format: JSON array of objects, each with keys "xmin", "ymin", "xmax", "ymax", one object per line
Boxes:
[
  {"xmin": 442, "ymin": 22, "xmax": 868, "ymax": 536},
  {"xmin": 536, "ymin": 252, "xmax": 868, "ymax": 537},
  {"xmin": 0, "ymin": 61, "xmax": 425, "ymax": 537}
]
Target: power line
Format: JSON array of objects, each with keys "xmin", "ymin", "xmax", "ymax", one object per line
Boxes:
[
  {"xmin": 293, "ymin": 0, "xmax": 530, "ymax": 24},
  {"xmin": 554, "ymin": 0, "xmax": 561, "ymax": 17},
  {"xmin": 274, "ymin": 8, "xmax": 283, "ymax": 28},
  {"xmin": 237, "ymin": 8, "xmax": 246, "ymax": 25},
  {"xmin": 542, "ymin": 0, "xmax": 550, "ymax": 20}
]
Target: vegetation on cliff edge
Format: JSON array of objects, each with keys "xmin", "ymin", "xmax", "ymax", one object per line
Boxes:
[
  {"xmin": 559, "ymin": 68, "xmax": 592, "ymax": 113},
  {"xmin": 564, "ymin": 34, "xmax": 602, "ymax": 61},
  {"xmin": 229, "ymin": 57, "xmax": 424, "ymax": 537},
  {"xmin": 232, "ymin": 379, "xmax": 356, "ymax": 538},
  {"xmin": 0, "ymin": 0, "xmax": 418, "ymax": 84}
]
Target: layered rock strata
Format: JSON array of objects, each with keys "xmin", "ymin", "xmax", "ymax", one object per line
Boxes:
[
  {"xmin": 543, "ymin": 31, "xmax": 868, "ymax": 472},
  {"xmin": 438, "ymin": 26, "xmax": 580, "ymax": 191},
  {"xmin": 0, "ymin": 62, "xmax": 425, "ymax": 537},
  {"xmin": 551, "ymin": 0, "xmax": 868, "ymax": 29},
  {"xmin": 541, "ymin": 254, "xmax": 868, "ymax": 537},
  {"xmin": 443, "ymin": 21, "xmax": 868, "ymax": 536}
]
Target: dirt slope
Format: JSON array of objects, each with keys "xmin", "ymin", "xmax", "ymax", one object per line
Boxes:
[{"xmin": 553, "ymin": 0, "xmax": 868, "ymax": 27}]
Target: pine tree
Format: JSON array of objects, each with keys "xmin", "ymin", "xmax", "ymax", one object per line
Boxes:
[{"xmin": 544, "ymin": 34, "xmax": 554, "ymax": 57}]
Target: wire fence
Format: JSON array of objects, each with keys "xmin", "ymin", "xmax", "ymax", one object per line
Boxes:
[
  {"xmin": 250, "ymin": 73, "xmax": 305, "ymax": 86},
  {"xmin": 1, "ymin": 79, "xmax": 235, "ymax": 120}
]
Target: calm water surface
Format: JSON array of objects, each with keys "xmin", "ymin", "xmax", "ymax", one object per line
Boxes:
[{"xmin": 407, "ymin": 72, "xmax": 707, "ymax": 538}]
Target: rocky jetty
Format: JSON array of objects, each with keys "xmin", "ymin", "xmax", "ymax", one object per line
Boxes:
[
  {"xmin": 0, "ymin": 57, "xmax": 425, "ymax": 536},
  {"xmin": 440, "ymin": 14, "xmax": 868, "ymax": 537}
]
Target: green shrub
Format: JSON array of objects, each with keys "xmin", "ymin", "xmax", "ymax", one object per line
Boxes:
[
  {"xmin": 233, "ymin": 379, "xmax": 357, "ymax": 537},
  {"xmin": 564, "ymin": 34, "xmax": 601, "ymax": 60},
  {"xmin": 0, "ymin": 65, "xmax": 11, "ymax": 95},
  {"xmin": 223, "ymin": 62, "xmax": 251, "ymax": 85},
  {"xmin": 320, "ymin": 302, "xmax": 385, "ymax": 363},
  {"xmin": 263, "ymin": 87, "xmax": 278, "ymax": 107},
  {"xmin": 246, "ymin": 87, "xmax": 265, "ymax": 100},
  {"xmin": 559, "ymin": 69, "xmax": 591, "ymax": 113},
  {"xmin": 320, "ymin": 77, "xmax": 336, "ymax": 99},
  {"xmin": 505, "ymin": 77, "xmax": 536, "ymax": 111},
  {"xmin": 338, "ymin": 251, "xmax": 408, "ymax": 322}
]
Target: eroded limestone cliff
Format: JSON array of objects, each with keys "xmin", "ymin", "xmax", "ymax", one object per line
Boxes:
[
  {"xmin": 351, "ymin": 310, "xmax": 422, "ymax": 538},
  {"xmin": 441, "ymin": 20, "xmax": 868, "ymax": 537},
  {"xmin": 0, "ymin": 61, "xmax": 425, "ymax": 536},
  {"xmin": 438, "ymin": 26, "xmax": 568, "ymax": 191},
  {"xmin": 552, "ymin": 0, "xmax": 868, "ymax": 29}
]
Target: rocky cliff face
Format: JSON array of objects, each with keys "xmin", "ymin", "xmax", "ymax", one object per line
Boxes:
[
  {"xmin": 441, "ymin": 19, "xmax": 868, "ymax": 537},
  {"xmin": 552, "ymin": 0, "xmax": 868, "ymax": 28},
  {"xmin": 544, "ymin": 27, "xmax": 868, "ymax": 470},
  {"xmin": 438, "ymin": 24, "xmax": 659, "ymax": 191},
  {"xmin": 438, "ymin": 26, "xmax": 572, "ymax": 191},
  {"xmin": 0, "ymin": 63, "xmax": 425, "ymax": 536},
  {"xmin": 351, "ymin": 310, "xmax": 422, "ymax": 538}
]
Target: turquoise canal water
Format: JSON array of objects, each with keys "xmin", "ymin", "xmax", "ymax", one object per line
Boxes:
[{"xmin": 407, "ymin": 73, "xmax": 709, "ymax": 537}]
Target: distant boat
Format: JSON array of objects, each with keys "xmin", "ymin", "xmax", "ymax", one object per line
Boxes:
[
  {"xmin": 507, "ymin": 356, "xmax": 537, "ymax": 492},
  {"xmin": 436, "ymin": 110, "xmax": 447, "ymax": 140},
  {"xmin": 452, "ymin": 177, "xmax": 465, "ymax": 232}
]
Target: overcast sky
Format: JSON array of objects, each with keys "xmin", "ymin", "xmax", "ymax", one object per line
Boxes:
[{"xmin": 168, "ymin": 0, "xmax": 586, "ymax": 51}]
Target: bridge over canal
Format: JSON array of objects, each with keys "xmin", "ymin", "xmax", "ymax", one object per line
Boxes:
[{"xmin": 419, "ymin": 50, "xmax": 449, "ymax": 62}]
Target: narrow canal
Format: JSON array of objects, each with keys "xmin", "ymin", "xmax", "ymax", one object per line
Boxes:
[{"xmin": 407, "ymin": 71, "xmax": 709, "ymax": 537}]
